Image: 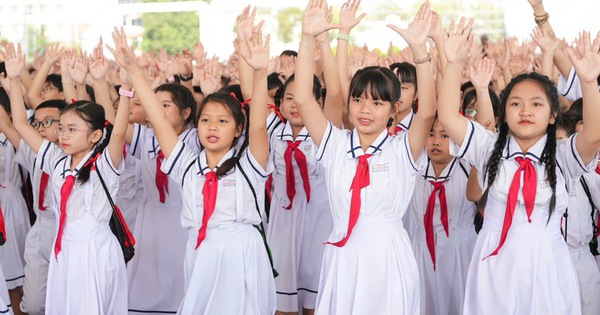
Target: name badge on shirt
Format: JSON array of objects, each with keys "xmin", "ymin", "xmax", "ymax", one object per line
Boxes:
[
  {"xmin": 304, "ymin": 145, "xmax": 312, "ymax": 152},
  {"xmin": 539, "ymin": 180, "xmax": 550, "ymax": 189},
  {"xmin": 372, "ymin": 163, "xmax": 389, "ymax": 173},
  {"xmin": 223, "ymin": 180, "xmax": 236, "ymax": 187}
]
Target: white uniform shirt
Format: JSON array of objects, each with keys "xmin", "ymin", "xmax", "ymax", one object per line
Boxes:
[
  {"xmin": 35, "ymin": 140, "xmax": 123, "ymax": 223},
  {"xmin": 557, "ymin": 66, "xmax": 600, "ymax": 102},
  {"xmin": 15, "ymin": 139, "xmax": 55, "ymax": 219},
  {"xmin": 160, "ymin": 140, "xmax": 271, "ymax": 230},
  {"xmin": 314, "ymin": 122, "xmax": 425, "ymax": 243},
  {"xmin": 0, "ymin": 134, "xmax": 23, "ymax": 187}
]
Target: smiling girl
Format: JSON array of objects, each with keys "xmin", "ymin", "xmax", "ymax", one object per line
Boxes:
[{"xmin": 437, "ymin": 20, "xmax": 600, "ymax": 314}]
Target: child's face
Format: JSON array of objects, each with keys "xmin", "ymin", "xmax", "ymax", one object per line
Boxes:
[
  {"xmin": 33, "ymin": 107, "xmax": 60, "ymax": 143},
  {"xmin": 197, "ymin": 102, "xmax": 241, "ymax": 154},
  {"xmin": 397, "ymin": 82, "xmax": 416, "ymax": 115},
  {"xmin": 279, "ymin": 81, "xmax": 305, "ymax": 128},
  {"xmin": 349, "ymin": 93, "xmax": 394, "ymax": 138},
  {"xmin": 426, "ymin": 120, "xmax": 453, "ymax": 165},
  {"xmin": 41, "ymin": 82, "xmax": 63, "ymax": 101},
  {"xmin": 129, "ymin": 95, "xmax": 147, "ymax": 125},
  {"xmin": 556, "ymin": 127, "xmax": 569, "ymax": 141},
  {"xmin": 505, "ymin": 80, "xmax": 555, "ymax": 145},
  {"xmin": 156, "ymin": 91, "xmax": 190, "ymax": 131},
  {"xmin": 56, "ymin": 110, "xmax": 101, "ymax": 158}
]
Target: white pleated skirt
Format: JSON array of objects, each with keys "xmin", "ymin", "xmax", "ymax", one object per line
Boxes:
[{"xmin": 0, "ymin": 184, "xmax": 30, "ymax": 290}]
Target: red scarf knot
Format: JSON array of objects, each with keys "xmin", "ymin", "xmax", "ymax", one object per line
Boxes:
[
  {"xmin": 326, "ymin": 154, "xmax": 372, "ymax": 247},
  {"xmin": 484, "ymin": 157, "xmax": 537, "ymax": 260},
  {"xmin": 55, "ymin": 174, "xmax": 76, "ymax": 259},
  {"xmin": 595, "ymin": 165, "xmax": 600, "ymax": 175},
  {"xmin": 424, "ymin": 180, "xmax": 449, "ymax": 270},
  {"xmin": 155, "ymin": 150, "xmax": 169, "ymax": 203},
  {"xmin": 196, "ymin": 171, "xmax": 218, "ymax": 249},
  {"xmin": 283, "ymin": 140, "xmax": 311, "ymax": 210},
  {"xmin": 0, "ymin": 206, "xmax": 6, "ymax": 243},
  {"xmin": 39, "ymin": 172, "xmax": 50, "ymax": 211}
]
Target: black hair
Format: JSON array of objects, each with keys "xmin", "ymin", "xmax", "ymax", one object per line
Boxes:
[
  {"xmin": 61, "ymin": 101, "xmax": 112, "ymax": 185},
  {"xmin": 461, "ymin": 88, "xmax": 500, "ymax": 119},
  {"xmin": 218, "ymin": 84, "xmax": 244, "ymax": 103},
  {"xmin": 46, "ymin": 74, "xmax": 63, "ymax": 92},
  {"xmin": 273, "ymin": 74, "xmax": 322, "ymax": 109},
  {"xmin": 349, "ymin": 66, "xmax": 401, "ymax": 108},
  {"xmin": 267, "ymin": 73, "xmax": 283, "ymax": 91},
  {"xmin": 196, "ymin": 93, "xmax": 248, "ymax": 179},
  {"xmin": 85, "ymin": 84, "xmax": 96, "ymax": 102},
  {"xmin": 557, "ymin": 113, "xmax": 576, "ymax": 137},
  {"xmin": 390, "ymin": 62, "xmax": 417, "ymax": 90},
  {"xmin": 478, "ymin": 73, "xmax": 561, "ymax": 222},
  {"xmin": 193, "ymin": 86, "xmax": 202, "ymax": 94},
  {"xmin": 564, "ymin": 98, "xmax": 583, "ymax": 122},
  {"xmin": 280, "ymin": 50, "xmax": 298, "ymax": 57},
  {"xmin": 36, "ymin": 99, "xmax": 68, "ymax": 112},
  {"xmin": 154, "ymin": 83, "xmax": 197, "ymax": 126},
  {"xmin": 460, "ymin": 81, "xmax": 474, "ymax": 94},
  {"xmin": 0, "ymin": 88, "xmax": 10, "ymax": 115}
]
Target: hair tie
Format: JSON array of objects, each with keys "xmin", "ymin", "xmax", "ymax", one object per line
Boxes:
[
  {"xmin": 83, "ymin": 152, "xmax": 102, "ymax": 169},
  {"xmin": 229, "ymin": 92, "xmax": 251, "ymax": 110},
  {"xmin": 267, "ymin": 104, "xmax": 285, "ymax": 123},
  {"xmin": 71, "ymin": 98, "xmax": 77, "ymax": 104},
  {"xmin": 104, "ymin": 120, "xmax": 110, "ymax": 128}
]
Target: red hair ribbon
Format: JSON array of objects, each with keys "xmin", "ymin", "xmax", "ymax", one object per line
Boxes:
[
  {"xmin": 229, "ymin": 92, "xmax": 251, "ymax": 110},
  {"xmin": 104, "ymin": 120, "xmax": 110, "ymax": 128},
  {"xmin": 83, "ymin": 152, "xmax": 102, "ymax": 170},
  {"xmin": 71, "ymin": 99, "xmax": 77, "ymax": 104},
  {"xmin": 267, "ymin": 104, "xmax": 285, "ymax": 123}
]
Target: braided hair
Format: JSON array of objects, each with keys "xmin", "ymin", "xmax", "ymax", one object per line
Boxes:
[
  {"xmin": 61, "ymin": 101, "xmax": 113, "ymax": 185},
  {"xmin": 477, "ymin": 73, "xmax": 561, "ymax": 222}
]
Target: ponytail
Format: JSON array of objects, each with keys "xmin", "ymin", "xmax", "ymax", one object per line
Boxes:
[{"xmin": 77, "ymin": 122, "xmax": 113, "ymax": 185}]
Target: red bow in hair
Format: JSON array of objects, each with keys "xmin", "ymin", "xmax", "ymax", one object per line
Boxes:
[
  {"xmin": 267, "ymin": 104, "xmax": 285, "ymax": 123},
  {"xmin": 229, "ymin": 92, "xmax": 251, "ymax": 110}
]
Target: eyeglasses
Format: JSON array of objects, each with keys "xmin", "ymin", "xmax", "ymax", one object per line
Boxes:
[
  {"xmin": 42, "ymin": 86, "xmax": 58, "ymax": 94},
  {"xmin": 55, "ymin": 125, "xmax": 91, "ymax": 138},
  {"xmin": 30, "ymin": 118, "xmax": 59, "ymax": 130},
  {"xmin": 465, "ymin": 108, "xmax": 478, "ymax": 118}
]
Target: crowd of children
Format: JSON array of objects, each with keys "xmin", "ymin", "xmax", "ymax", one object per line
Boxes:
[{"xmin": 0, "ymin": 0, "xmax": 598, "ymax": 314}]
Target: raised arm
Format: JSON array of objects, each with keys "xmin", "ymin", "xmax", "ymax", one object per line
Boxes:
[
  {"xmin": 89, "ymin": 38, "xmax": 115, "ymax": 122},
  {"xmin": 236, "ymin": 6, "xmax": 260, "ymax": 101},
  {"xmin": 437, "ymin": 18, "xmax": 475, "ymax": 146},
  {"xmin": 526, "ymin": 0, "xmax": 572, "ymax": 78},
  {"xmin": 388, "ymin": 1, "xmax": 437, "ymax": 160},
  {"xmin": 107, "ymin": 27, "xmax": 178, "ymax": 159},
  {"xmin": 26, "ymin": 44, "xmax": 62, "ymax": 109},
  {"xmin": 469, "ymin": 57, "xmax": 496, "ymax": 131},
  {"xmin": 336, "ymin": 0, "xmax": 366, "ymax": 106},
  {"xmin": 0, "ymin": 105, "xmax": 21, "ymax": 150},
  {"xmin": 239, "ymin": 24, "xmax": 271, "ymax": 169},
  {"xmin": 316, "ymin": 7, "xmax": 344, "ymax": 128},
  {"xmin": 530, "ymin": 26, "xmax": 559, "ymax": 79},
  {"xmin": 567, "ymin": 31, "xmax": 600, "ymax": 164},
  {"xmin": 295, "ymin": 0, "xmax": 340, "ymax": 146},
  {"xmin": 4, "ymin": 43, "xmax": 45, "ymax": 153},
  {"xmin": 106, "ymin": 69, "xmax": 131, "ymax": 169},
  {"xmin": 60, "ymin": 49, "xmax": 78, "ymax": 104},
  {"xmin": 69, "ymin": 52, "xmax": 91, "ymax": 101}
]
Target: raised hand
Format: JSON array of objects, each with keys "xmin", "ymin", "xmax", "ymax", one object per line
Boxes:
[
  {"xmin": 89, "ymin": 37, "xmax": 109, "ymax": 80},
  {"xmin": 240, "ymin": 25, "xmax": 270, "ymax": 71},
  {"xmin": 44, "ymin": 43, "xmax": 63, "ymax": 66},
  {"xmin": 302, "ymin": 0, "xmax": 340, "ymax": 37},
  {"xmin": 565, "ymin": 31, "xmax": 600, "ymax": 84},
  {"xmin": 339, "ymin": 0, "xmax": 366, "ymax": 33},
  {"xmin": 527, "ymin": 0, "xmax": 543, "ymax": 7},
  {"xmin": 157, "ymin": 48, "xmax": 169, "ymax": 73},
  {"xmin": 387, "ymin": 1, "xmax": 432, "ymax": 49},
  {"xmin": 1, "ymin": 42, "xmax": 26, "ymax": 80},
  {"xmin": 106, "ymin": 26, "xmax": 138, "ymax": 72},
  {"xmin": 316, "ymin": 6, "xmax": 334, "ymax": 44},
  {"xmin": 177, "ymin": 49, "xmax": 194, "ymax": 77},
  {"xmin": 68, "ymin": 52, "xmax": 89, "ymax": 84},
  {"xmin": 443, "ymin": 17, "xmax": 475, "ymax": 64},
  {"xmin": 428, "ymin": 10, "xmax": 443, "ymax": 40},
  {"xmin": 236, "ymin": 6, "xmax": 258, "ymax": 40},
  {"xmin": 531, "ymin": 26, "xmax": 559, "ymax": 53},
  {"xmin": 192, "ymin": 41, "xmax": 206, "ymax": 66},
  {"xmin": 196, "ymin": 62, "xmax": 220, "ymax": 95},
  {"xmin": 469, "ymin": 57, "xmax": 495, "ymax": 89},
  {"xmin": 492, "ymin": 39, "xmax": 511, "ymax": 70}
]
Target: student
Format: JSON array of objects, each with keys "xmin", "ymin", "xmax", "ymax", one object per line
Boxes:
[
  {"xmin": 6, "ymin": 40, "xmax": 130, "ymax": 314},
  {"xmin": 294, "ymin": 1, "xmax": 436, "ymax": 314},
  {"xmin": 437, "ymin": 19, "xmax": 600, "ymax": 314},
  {"xmin": 561, "ymin": 100, "xmax": 600, "ymax": 315},
  {"xmin": 406, "ymin": 118, "xmax": 477, "ymax": 315},
  {"xmin": 123, "ymin": 83, "xmax": 197, "ymax": 314},
  {"xmin": 0, "ymin": 98, "xmax": 66, "ymax": 315},
  {"xmin": 389, "ymin": 62, "xmax": 417, "ymax": 135},
  {"xmin": 109, "ymin": 25, "xmax": 276, "ymax": 314}
]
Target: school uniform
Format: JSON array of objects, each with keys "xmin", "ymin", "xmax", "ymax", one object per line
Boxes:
[
  {"xmin": 557, "ymin": 66, "xmax": 600, "ymax": 102},
  {"xmin": 126, "ymin": 124, "xmax": 200, "ymax": 315},
  {"xmin": 36, "ymin": 140, "xmax": 126, "ymax": 315},
  {"xmin": 453, "ymin": 120, "xmax": 596, "ymax": 315},
  {"xmin": 14, "ymin": 139, "xmax": 55, "ymax": 314},
  {"xmin": 116, "ymin": 149, "xmax": 142, "ymax": 228},
  {"xmin": 313, "ymin": 123, "xmax": 425, "ymax": 315},
  {"xmin": 391, "ymin": 110, "xmax": 414, "ymax": 136},
  {"xmin": 0, "ymin": 134, "xmax": 30, "ymax": 290},
  {"xmin": 407, "ymin": 158, "xmax": 477, "ymax": 315},
  {"xmin": 588, "ymin": 169, "xmax": 600, "ymax": 270},
  {"xmin": 161, "ymin": 140, "xmax": 276, "ymax": 315},
  {"xmin": 564, "ymin": 172, "xmax": 600, "ymax": 315},
  {"xmin": 266, "ymin": 116, "xmax": 333, "ymax": 312}
]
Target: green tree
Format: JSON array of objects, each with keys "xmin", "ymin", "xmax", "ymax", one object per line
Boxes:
[
  {"xmin": 277, "ymin": 7, "xmax": 303, "ymax": 44},
  {"xmin": 141, "ymin": 0, "xmax": 209, "ymax": 54}
]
